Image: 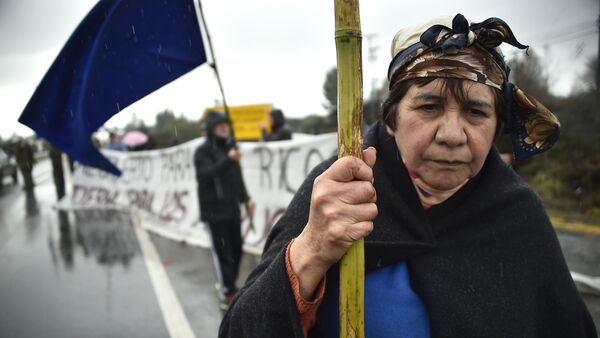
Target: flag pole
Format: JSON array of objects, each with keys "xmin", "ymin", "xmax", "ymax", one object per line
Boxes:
[
  {"xmin": 334, "ymin": 0, "xmax": 365, "ymax": 337},
  {"xmin": 195, "ymin": 0, "xmax": 254, "ymax": 231},
  {"xmin": 195, "ymin": 0, "xmax": 236, "ymax": 143}
]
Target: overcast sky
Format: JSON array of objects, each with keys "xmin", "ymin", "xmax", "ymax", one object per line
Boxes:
[{"xmin": 0, "ymin": 0, "xmax": 597, "ymax": 139}]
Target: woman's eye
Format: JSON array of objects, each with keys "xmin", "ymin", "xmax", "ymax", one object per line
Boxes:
[
  {"xmin": 468, "ymin": 109, "xmax": 487, "ymax": 117},
  {"xmin": 420, "ymin": 104, "xmax": 438, "ymax": 112}
]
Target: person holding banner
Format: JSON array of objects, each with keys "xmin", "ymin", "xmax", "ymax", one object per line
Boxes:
[
  {"xmin": 194, "ymin": 111, "xmax": 253, "ymax": 309},
  {"xmin": 220, "ymin": 14, "xmax": 596, "ymax": 337},
  {"xmin": 261, "ymin": 108, "xmax": 293, "ymax": 141}
]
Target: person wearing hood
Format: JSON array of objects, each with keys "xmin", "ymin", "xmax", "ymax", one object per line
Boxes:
[
  {"xmin": 220, "ymin": 14, "xmax": 596, "ymax": 337},
  {"xmin": 193, "ymin": 111, "xmax": 253, "ymax": 309},
  {"xmin": 261, "ymin": 108, "xmax": 292, "ymax": 141}
]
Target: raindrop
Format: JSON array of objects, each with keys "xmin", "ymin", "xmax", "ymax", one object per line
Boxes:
[
  {"xmin": 131, "ymin": 25, "xmax": 136, "ymax": 35},
  {"xmin": 104, "ymin": 43, "xmax": 108, "ymax": 50},
  {"xmin": 174, "ymin": 126, "xmax": 178, "ymax": 137},
  {"xmin": 116, "ymin": 102, "xmax": 121, "ymax": 111},
  {"xmin": 188, "ymin": 39, "xmax": 192, "ymax": 47},
  {"xmin": 140, "ymin": 8, "xmax": 145, "ymax": 17},
  {"xmin": 158, "ymin": 44, "xmax": 163, "ymax": 53},
  {"xmin": 69, "ymin": 109, "xmax": 74, "ymax": 118}
]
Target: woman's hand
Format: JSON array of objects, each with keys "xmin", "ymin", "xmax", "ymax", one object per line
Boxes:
[{"xmin": 290, "ymin": 147, "xmax": 377, "ymax": 299}]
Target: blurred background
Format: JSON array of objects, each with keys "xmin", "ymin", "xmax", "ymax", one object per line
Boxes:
[{"xmin": 1, "ymin": 0, "xmax": 598, "ymax": 220}]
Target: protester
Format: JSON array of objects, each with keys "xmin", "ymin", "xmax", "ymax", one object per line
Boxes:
[
  {"xmin": 261, "ymin": 108, "xmax": 292, "ymax": 141},
  {"xmin": 14, "ymin": 138, "xmax": 35, "ymax": 191},
  {"xmin": 48, "ymin": 144, "xmax": 65, "ymax": 199},
  {"xmin": 220, "ymin": 14, "xmax": 596, "ymax": 337},
  {"xmin": 107, "ymin": 132, "xmax": 127, "ymax": 151},
  {"xmin": 194, "ymin": 111, "xmax": 254, "ymax": 310}
]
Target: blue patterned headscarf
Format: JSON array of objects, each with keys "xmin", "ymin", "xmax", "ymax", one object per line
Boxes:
[{"xmin": 387, "ymin": 14, "xmax": 560, "ymax": 161}]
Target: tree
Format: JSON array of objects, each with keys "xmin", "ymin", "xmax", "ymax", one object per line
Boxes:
[
  {"xmin": 514, "ymin": 54, "xmax": 600, "ymax": 212},
  {"xmin": 124, "ymin": 113, "xmax": 146, "ymax": 132},
  {"xmin": 323, "ymin": 67, "xmax": 338, "ymax": 114},
  {"xmin": 580, "ymin": 57, "xmax": 598, "ymax": 92},
  {"xmin": 363, "ymin": 79, "xmax": 388, "ymax": 125},
  {"xmin": 154, "ymin": 110, "xmax": 177, "ymax": 132},
  {"xmin": 151, "ymin": 113, "xmax": 200, "ymax": 148},
  {"xmin": 323, "ymin": 66, "xmax": 387, "ymax": 129},
  {"xmin": 508, "ymin": 50, "xmax": 554, "ymax": 105}
]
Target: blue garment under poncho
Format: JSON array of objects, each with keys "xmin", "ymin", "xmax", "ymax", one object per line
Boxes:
[{"xmin": 311, "ymin": 262, "xmax": 430, "ymax": 337}]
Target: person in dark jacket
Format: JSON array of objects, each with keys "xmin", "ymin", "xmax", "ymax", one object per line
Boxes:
[
  {"xmin": 48, "ymin": 143, "xmax": 65, "ymax": 199},
  {"xmin": 220, "ymin": 14, "xmax": 596, "ymax": 337},
  {"xmin": 15, "ymin": 138, "xmax": 35, "ymax": 191},
  {"xmin": 194, "ymin": 111, "xmax": 254, "ymax": 308},
  {"xmin": 261, "ymin": 108, "xmax": 292, "ymax": 141}
]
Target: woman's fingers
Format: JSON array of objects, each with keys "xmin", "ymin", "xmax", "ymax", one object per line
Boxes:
[
  {"xmin": 319, "ymin": 201, "xmax": 378, "ymax": 226},
  {"xmin": 324, "ymin": 155, "xmax": 373, "ymax": 183},
  {"xmin": 345, "ymin": 221, "xmax": 375, "ymax": 242},
  {"xmin": 324, "ymin": 147, "xmax": 376, "ymax": 183},
  {"xmin": 300, "ymin": 152, "xmax": 379, "ymax": 268},
  {"xmin": 363, "ymin": 147, "xmax": 377, "ymax": 168},
  {"xmin": 314, "ymin": 179, "xmax": 376, "ymax": 205}
]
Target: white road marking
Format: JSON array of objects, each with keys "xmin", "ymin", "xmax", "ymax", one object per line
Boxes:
[
  {"xmin": 571, "ymin": 271, "xmax": 600, "ymax": 295},
  {"xmin": 131, "ymin": 214, "xmax": 196, "ymax": 338}
]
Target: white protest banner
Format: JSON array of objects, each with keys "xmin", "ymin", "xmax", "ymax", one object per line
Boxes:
[{"xmin": 59, "ymin": 133, "xmax": 337, "ymax": 255}]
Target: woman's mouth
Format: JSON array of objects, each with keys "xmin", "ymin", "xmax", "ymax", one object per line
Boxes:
[{"xmin": 430, "ymin": 159, "xmax": 465, "ymax": 168}]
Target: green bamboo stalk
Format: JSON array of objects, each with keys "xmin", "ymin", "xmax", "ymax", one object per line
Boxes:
[{"xmin": 334, "ymin": 1, "xmax": 364, "ymax": 337}]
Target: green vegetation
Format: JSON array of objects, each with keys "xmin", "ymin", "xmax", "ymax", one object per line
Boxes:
[
  {"xmin": 119, "ymin": 110, "xmax": 203, "ymax": 149},
  {"xmin": 509, "ymin": 54, "xmax": 599, "ymax": 219}
]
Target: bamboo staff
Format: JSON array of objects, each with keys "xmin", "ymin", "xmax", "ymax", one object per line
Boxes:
[{"xmin": 334, "ymin": 1, "xmax": 365, "ymax": 337}]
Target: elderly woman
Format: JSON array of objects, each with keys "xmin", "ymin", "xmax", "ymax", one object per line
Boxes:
[{"xmin": 220, "ymin": 14, "xmax": 596, "ymax": 337}]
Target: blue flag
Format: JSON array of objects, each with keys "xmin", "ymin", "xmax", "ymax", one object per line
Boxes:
[{"xmin": 19, "ymin": 0, "xmax": 207, "ymax": 176}]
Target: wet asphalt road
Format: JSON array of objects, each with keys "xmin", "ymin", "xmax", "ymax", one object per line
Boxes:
[
  {"xmin": 0, "ymin": 159, "xmax": 598, "ymax": 337},
  {"xmin": 0, "ymin": 160, "xmax": 257, "ymax": 337}
]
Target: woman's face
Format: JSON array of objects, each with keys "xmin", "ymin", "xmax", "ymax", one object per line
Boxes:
[{"xmin": 387, "ymin": 78, "xmax": 498, "ymax": 190}]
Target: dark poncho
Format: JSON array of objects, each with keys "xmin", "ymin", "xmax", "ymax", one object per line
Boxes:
[{"xmin": 220, "ymin": 121, "xmax": 596, "ymax": 337}]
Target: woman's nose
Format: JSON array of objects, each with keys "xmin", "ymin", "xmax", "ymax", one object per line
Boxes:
[{"xmin": 434, "ymin": 112, "xmax": 467, "ymax": 147}]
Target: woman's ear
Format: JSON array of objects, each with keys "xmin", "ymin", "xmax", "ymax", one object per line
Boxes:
[{"xmin": 385, "ymin": 124, "xmax": 395, "ymax": 136}]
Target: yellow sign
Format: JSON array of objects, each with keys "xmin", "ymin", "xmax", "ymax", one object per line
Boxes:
[{"xmin": 204, "ymin": 104, "xmax": 272, "ymax": 141}]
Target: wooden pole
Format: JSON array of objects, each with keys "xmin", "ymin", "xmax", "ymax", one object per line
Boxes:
[{"xmin": 334, "ymin": 1, "xmax": 365, "ymax": 337}]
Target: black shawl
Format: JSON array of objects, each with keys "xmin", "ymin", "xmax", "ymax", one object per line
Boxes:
[{"xmin": 220, "ymin": 122, "xmax": 596, "ymax": 337}]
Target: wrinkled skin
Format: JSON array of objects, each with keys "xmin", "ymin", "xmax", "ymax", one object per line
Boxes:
[
  {"xmin": 388, "ymin": 79, "xmax": 497, "ymax": 190},
  {"xmin": 291, "ymin": 78, "xmax": 498, "ymax": 299}
]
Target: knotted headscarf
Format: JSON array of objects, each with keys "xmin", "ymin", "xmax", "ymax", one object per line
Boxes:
[{"xmin": 387, "ymin": 14, "xmax": 560, "ymax": 160}]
